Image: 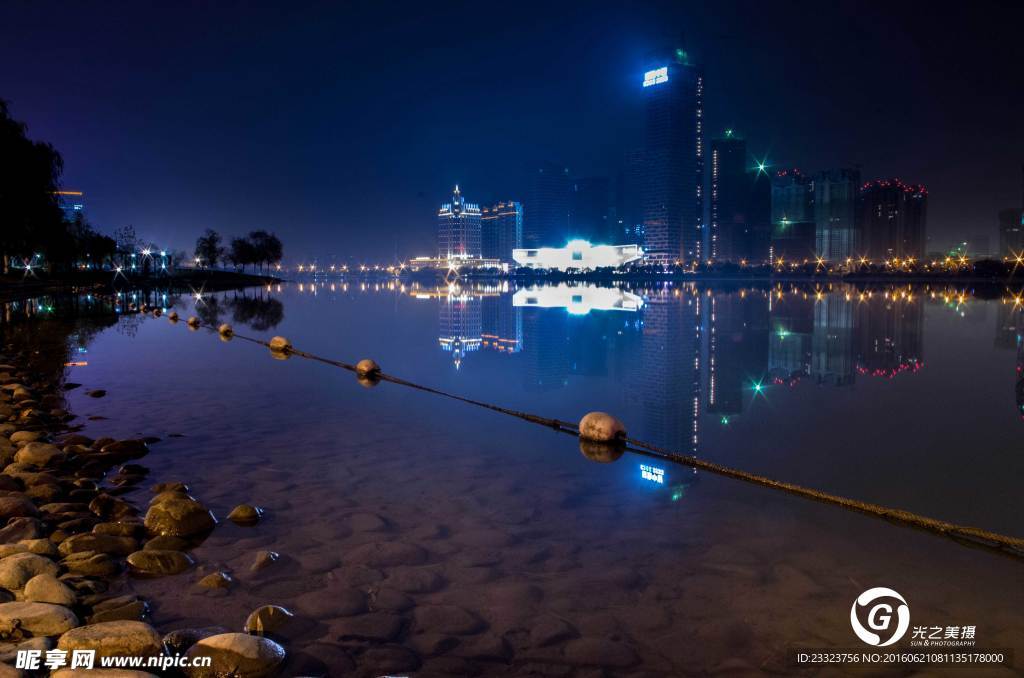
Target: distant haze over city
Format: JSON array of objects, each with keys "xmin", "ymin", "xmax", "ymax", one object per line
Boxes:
[{"xmin": 2, "ymin": 1, "xmax": 1022, "ymax": 261}]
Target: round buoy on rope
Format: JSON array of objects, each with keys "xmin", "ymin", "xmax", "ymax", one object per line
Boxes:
[
  {"xmin": 153, "ymin": 308, "xmax": 163, "ymax": 317},
  {"xmin": 357, "ymin": 376, "xmax": 380, "ymax": 389},
  {"xmin": 579, "ymin": 439, "xmax": 625, "ymax": 463},
  {"xmin": 356, "ymin": 359, "xmax": 381, "ymax": 378},
  {"xmin": 269, "ymin": 336, "xmax": 292, "ymax": 359},
  {"xmin": 578, "ymin": 411, "xmax": 626, "ymax": 443},
  {"xmin": 218, "ymin": 323, "xmax": 234, "ymax": 338},
  {"xmin": 168, "ymin": 311, "xmax": 179, "ymax": 322},
  {"xmin": 186, "ymin": 316, "xmax": 201, "ymax": 329}
]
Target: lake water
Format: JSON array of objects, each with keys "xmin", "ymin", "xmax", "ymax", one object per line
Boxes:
[{"xmin": 7, "ymin": 281, "xmax": 1024, "ymax": 676}]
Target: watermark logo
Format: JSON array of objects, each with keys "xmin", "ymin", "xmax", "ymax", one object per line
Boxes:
[{"xmin": 850, "ymin": 587, "xmax": 910, "ymax": 647}]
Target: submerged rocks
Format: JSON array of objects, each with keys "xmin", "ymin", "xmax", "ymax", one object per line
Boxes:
[
  {"xmin": 58, "ymin": 620, "xmax": 163, "ymax": 659},
  {"xmin": 127, "ymin": 549, "xmax": 194, "ymax": 575},
  {"xmin": 144, "ymin": 492, "xmax": 215, "ymax": 537},
  {"xmin": 0, "ymin": 601, "xmax": 79, "ymax": 637},
  {"xmin": 184, "ymin": 632, "xmax": 286, "ymax": 678},
  {"xmin": 58, "ymin": 533, "xmax": 138, "ymax": 557},
  {"xmin": 197, "ymin": 571, "xmax": 233, "ymax": 590},
  {"xmin": 346, "ymin": 541, "xmax": 426, "ymax": 568},
  {"xmin": 62, "ymin": 551, "xmax": 120, "ymax": 577},
  {"xmin": 227, "ymin": 504, "xmax": 262, "ymax": 526},
  {"xmin": 250, "ymin": 550, "xmax": 279, "ymax": 573},
  {"xmin": 0, "ymin": 494, "xmax": 39, "ymax": 520}
]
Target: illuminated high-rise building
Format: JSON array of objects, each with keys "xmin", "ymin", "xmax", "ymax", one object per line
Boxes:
[
  {"xmin": 481, "ymin": 201, "xmax": 522, "ymax": 262},
  {"xmin": 999, "ymin": 208, "xmax": 1024, "ymax": 256},
  {"xmin": 770, "ymin": 169, "xmax": 815, "ymax": 263},
  {"xmin": 641, "ymin": 43, "xmax": 704, "ymax": 265},
  {"xmin": 437, "ymin": 185, "xmax": 481, "ymax": 260},
  {"xmin": 526, "ymin": 162, "xmax": 571, "ymax": 248},
  {"xmin": 709, "ymin": 130, "xmax": 771, "ymax": 262},
  {"xmin": 55, "ymin": 190, "xmax": 84, "ymax": 223},
  {"xmin": 859, "ymin": 179, "xmax": 927, "ymax": 261},
  {"xmin": 814, "ymin": 168, "xmax": 861, "ymax": 261}
]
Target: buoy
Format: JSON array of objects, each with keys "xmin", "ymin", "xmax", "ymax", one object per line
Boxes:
[
  {"xmin": 186, "ymin": 316, "xmax": 200, "ymax": 328},
  {"xmin": 578, "ymin": 411, "xmax": 626, "ymax": 443},
  {"xmin": 356, "ymin": 359, "xmax": 381, "ymax": 378},
  {"xmin": 579, "ymin": 439, "xmax": 625, "ymax": 463},
  {"xmin": 357, "ymin": 376, "xmax": 379, "ymax": 389},
  {"xmin": 153, "ymin": 308, "xmax": 163, "ymax": 317},
  {"xmin": 268, "ymin": 336, "xmax": 291, "ymax": 358},
  {"xmin": 168, "ymin": 312, "xmax": 179, "ymax": 322},
  {"xmin": 218, "ymin": 323, "xmax": 234, "ymax": 338}
]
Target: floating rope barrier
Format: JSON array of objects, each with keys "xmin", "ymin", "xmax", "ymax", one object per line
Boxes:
[{"xmin": 176, "ymin": 315, "xmax": 1024, "ymax": 562}]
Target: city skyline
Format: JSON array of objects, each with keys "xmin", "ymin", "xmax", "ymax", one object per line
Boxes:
[{"xmin": 1, "ymin": 2, "xmax": 1022, "ymax": 260}]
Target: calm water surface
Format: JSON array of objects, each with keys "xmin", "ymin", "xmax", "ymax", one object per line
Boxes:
[{"xmin": 25, "ymin": 282, "xmax": 1024, "ymax": 676}]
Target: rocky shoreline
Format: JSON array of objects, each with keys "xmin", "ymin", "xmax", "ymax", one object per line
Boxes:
[{"xmin": 0, "ymin": 349, "xmax": 289, "ymax": 676}]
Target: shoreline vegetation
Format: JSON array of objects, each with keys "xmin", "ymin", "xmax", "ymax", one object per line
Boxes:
[
  {"xmin": 0, "ymin": 271, "xmax": 281, "ymax": 305},
  {"xmin": 0, "ymin": 311, "xmax": 295, "ymax": 675}
]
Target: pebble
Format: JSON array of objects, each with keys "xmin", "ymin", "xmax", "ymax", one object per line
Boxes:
[
  {"xmin": 58, "ymin": 533, "xmax": 138, "ymax": 557},
  {"xmin": 62, "ymin": 551, "xmax": 120, "ymax": 577},
  {"xmin": 0, "ymin": 601, "xmax": 79, "ymax": 637},
  {"xmin": 0, "ymin": 495, "xmax": 39, "ymax": 521},
  {"xmin": 227, "ymin": 504, "xmax": 262, "ymax": 526},
  {"xmin": 184, "ymin": 632, "xmax": 286, "ymax": 678},
  {"xmin": 413, "ymin": 604, "xmax": 486, "ymax": 636},
  {"xmin": 162, "ymin": 625, "xmax": 229, "ymax": 655},
  {"xmin": 197, "ymin": 571, "xmax": 234, "ymax": 590},
  {"xmin": 58, "ymin": 620, "xmax": 163, "ymax": 659},
  {"xmin": 250, "ymin": 550, "xmax": 279, "ymax": 572},
  {"xmin": 14, "ymin": 442, "xmax": 62, "ymax": 466},
  {"xmin": 23, "ymin": 573, "xmax": 77, "ymax": 606},
  {"xmin": 144, "ymin": 493, "xmax": 216, "ymax": 537},
  {"xmin": 126, "ymin": 549, "xmax": 194, "ymax": 575},
  {"xmin": 333, "ymin": 612, "xmax": 404, "ymax": 642},
  {"xmin": 87, "ymin": 595, "xmax": 149, "ymax": 623},
  {"xmin": 0, "ymin": 552, "xmax": 59, "ymax": 589},
  {"xmin": 243, "ymin": 605, "xmax": 294, "ymax": 636}
]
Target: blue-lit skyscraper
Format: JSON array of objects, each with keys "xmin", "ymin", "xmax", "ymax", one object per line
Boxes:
[
  {"xmin": 526, "ymin": 162, "xmax": 572, "ymax": 248},
  {"xmin": 56, "ymin": 190, "xmax": 84, "ymax": 223},
  {"xmin": 437, "ymin": 185, "xmax": 482, "ymax": 260},
  {"xmin": 815, "ymin": 169, "xmax": 861, "ymax": 261},
  {"xmin": 641, "ymin": 44, "xmax": 704, "ymax": 265},
  {"xmin": 481, "ymin": 200, "xmax": 522, "ymax": 262}
]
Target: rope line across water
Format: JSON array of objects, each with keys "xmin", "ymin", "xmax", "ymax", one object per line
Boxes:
[{"xmin": 176, "ymin": 316, "xmax": 1024, "ymax": 562}]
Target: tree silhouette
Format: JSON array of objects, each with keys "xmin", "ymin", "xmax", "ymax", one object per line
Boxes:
[{"xmin": 194, "ymin": 229, "xmax": 223, "ymax": 268}]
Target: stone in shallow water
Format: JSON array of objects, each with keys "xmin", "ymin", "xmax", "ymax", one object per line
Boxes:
[
  {"xmin": 197, "ymin": 571, "xmax": 233, "ymax": 590},
  {"xmin": 88, "ymin": 595, "xmax": 149, "ymax": 623},
  {"xmin": 0, "ymin": 495, "xmax": 38, "ymax": 521},
  {"xmin": 58, "ymin": 620, "xmax": 163, "ymax": 659},
  {"xmin": 92, "ymin": 521, "xmax": 144, "ymax": 538},
  {"xmin": 368, "ymin": 587, "xmax": 415, "ymax": 613},
  {"xmin": 142, "ymin": 535, "xmax": 189, "ymax": 551},
  {"xmin": 144, "ymin": 493, "xmax": 215, "ymax": 537},
  {"xmin": 0, "ymin": 552, "xmax": 59, "ymax": 589},
  {"xmin": 127, "ymin": 549, "xmax": 194, "ymax": 575},
  {"xmin": 244, "ymin": 605, "xmax": 294, "ymax": 636},
  {"xmin": 359, "ymin": 644, "xmax": 421, "ymax": 674},
  {"xmin": 184, "ymin": 632, "xmax": 285, "ymax": 678},
  {"xmin": 14, "ymin": 442, "xmax": 62, "ymax": 466},
  {"xmin": 227, "ymin": 504, "xmax": 263, "ymax": 526},
  {"xmin": 0, "ymin": 601, "xmax": 78, "ymax": 637},
  {"xmin": 386, "ymin": 566, "xmax": 445, "ymax": 594},
  {"xmin": 24, "ymin": 573, "xmax": 76, "ymax": 606},
  {"xmin": 250, "ymin": 550, "xmax": 279, "ymax": 572}
]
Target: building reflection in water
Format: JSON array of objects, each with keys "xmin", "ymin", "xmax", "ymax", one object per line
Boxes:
[
  {"xmin": 707, "ymin": 290, "xmax": 768, "ymax": 418},
  {"xmin": 437, "ymin": 286, "xmax": 484, "ymax": 370},
  {"xmin": 994, "ymin": 300, "xmax": 1024, "ymax": 417}
]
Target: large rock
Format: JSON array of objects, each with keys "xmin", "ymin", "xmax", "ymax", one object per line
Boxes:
[
  {"xmin": 62, "ymin": 551, "xmax": 120, "ymax": 577},
  {"xmin": 162, "ymin": 626, "xmax": 229, "ymax": 655},
  {"xmin": 57, "ymin": 621, "xmax": 163, "ymax": 659},
  {"xmin": 0, "ymin": 495, "xmax": 38, "ymax": 521},
  {"xmin": 144, "ymin": 494, "xmax": 215, "ymax": 537},
  {"xmin": 14, "ymin": 442, "xmax": 62, "ymax": 466},
  {"xmin": 0, "ymin": 601, "xmax": 78, "ymax": 636},
  {"xmin": 0, "ymin": 552, "xmax": 59, "ymax": 589},
  {"xmin": 243, "ymin": 605, "xmax": 294, "ymax": 637},
  {"xmin": 184, "ymin": 632, "xmax": 285, "ymax": 678},
  {"xmin": 126, "ymin": 549, "xmax": 194, "ymax": 575},
  {"xmin": 59, "ymin": 533, "xmax": 138, "ymax": 557},
  {"xmin": 8, "ymin": 431, "xmax": 42, "ymax": 445},
  {"xmin": 0, "ymin": 517, "xmax": 44, "ymax": 543},
  {"xmin": 24, "ymin": 573, "xmax": 76, "ymax": 606}
]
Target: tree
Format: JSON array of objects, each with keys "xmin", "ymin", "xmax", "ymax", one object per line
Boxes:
[
  {"xmin": 194, "ymin": 229, "xmax": 223, "ymax": 268},
  {"xmin": 0, "ymin": 99, "xmax": 66, "ymax": 274},
  {"xmin": 228, "ymin": 237, "xmax": 256, "ymax": 272}
]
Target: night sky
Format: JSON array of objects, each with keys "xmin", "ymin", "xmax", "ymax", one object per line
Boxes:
[{"xmin": 2, "ymin": 1, "xmax": 1022, "ymax": 261}]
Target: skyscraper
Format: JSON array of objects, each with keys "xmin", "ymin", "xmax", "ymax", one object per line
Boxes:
[
  {"xmin": 770, "ymin": 169, "xmax": 815, "ymax": 263},
  {"xmin": 859, "ymin": 179, "xmax": 927, "ymax": 261},
  {"xmin": 641, "ymin": 44, "xmax": 704, "ymax": 265},
  {"xmin": 815, "ymin": 169, "xmax": 861, "ymax": 261},
  {"xmin": 437, "ymin": 185, "xmax": 481, "ymax": 260},
  {"xmin": 55, "ymin": 190, "xmax": 84, "ymax": 223},
  {"xmin": 526, "ymin": 162, "xmax": 571, "ymax": 248},
  {"xmin": 999, "ymin": 208, "xmax": 1024, "ymax": 256},
  {"xmin": 481, "ymin": 201, "xmax": 522, "ymax": 262},
  {"xmin": 709, "ymin": 130, "xmax": 771, "ymax": 262}
]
